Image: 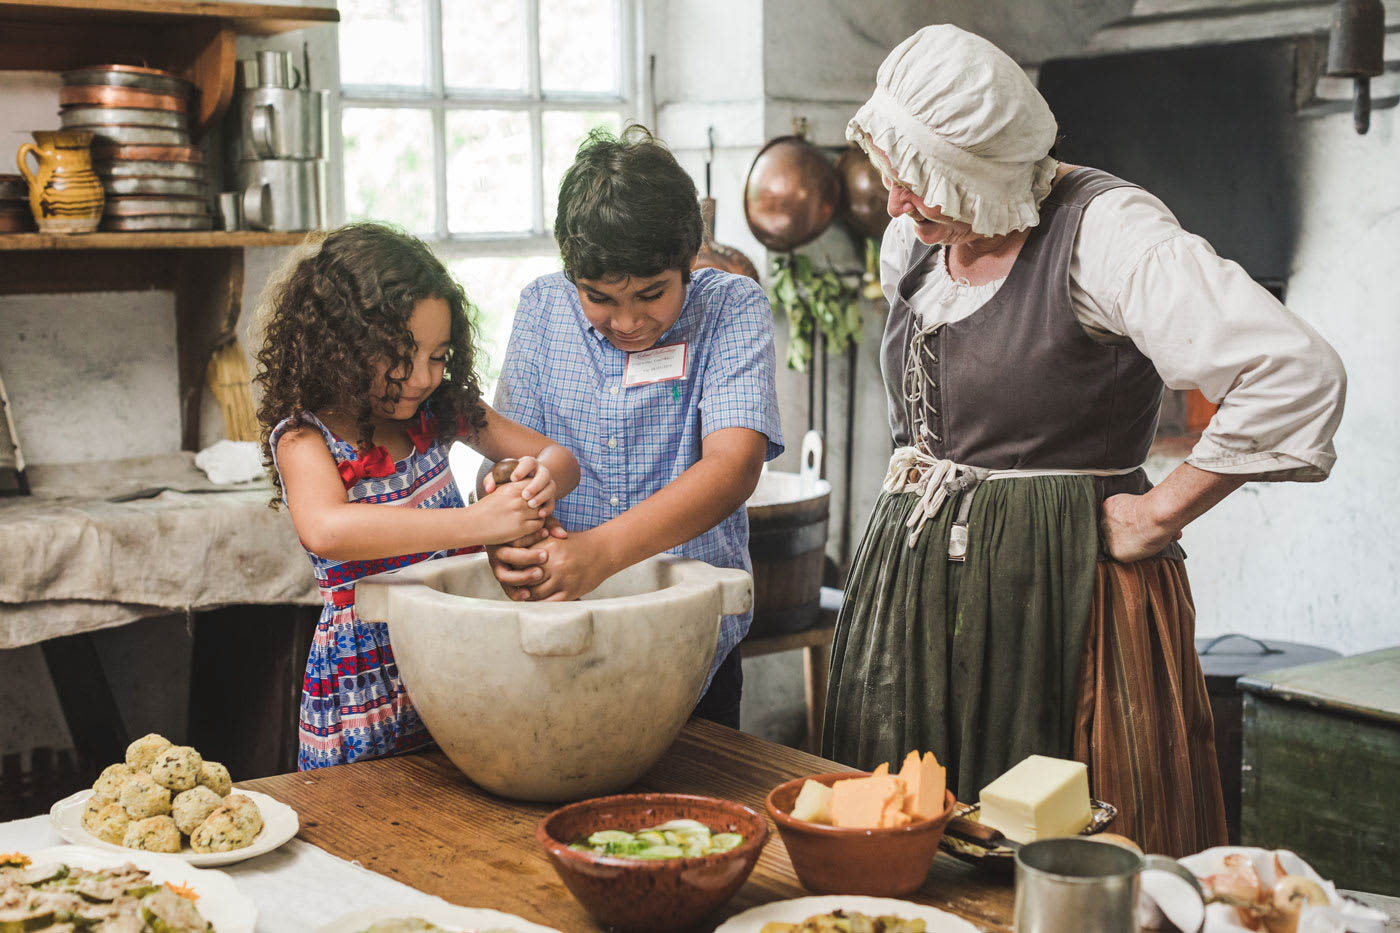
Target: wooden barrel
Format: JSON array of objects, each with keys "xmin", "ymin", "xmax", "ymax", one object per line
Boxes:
[{"xmin": 745, "ymin": 468, "xmax": 831, "ymax": 637}]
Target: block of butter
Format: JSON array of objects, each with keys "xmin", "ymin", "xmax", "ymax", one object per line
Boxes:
[{"xmin": 978, "ymin": 755, "xmax": 1091, "ymax": 844}]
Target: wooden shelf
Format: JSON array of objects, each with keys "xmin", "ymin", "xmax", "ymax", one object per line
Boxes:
[
  {"xmin": 0, "ymin": 0, "xmax": 337, "ymax": 36},
  {"xmin": 0, "ymin": 1, "xmax": 339, "ymax": 134},
  {"xmin": 0, "ymin": 231, "xmax": 311, "ymax": 251}
]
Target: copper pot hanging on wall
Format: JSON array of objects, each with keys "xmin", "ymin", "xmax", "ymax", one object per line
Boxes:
[
  {"xmin": 743, "ymin": 119, "xmax": 841, "ymax": 252},
  {"xmin": 835, "ymin": 146, "xmax": 890, "ymax": 241}
]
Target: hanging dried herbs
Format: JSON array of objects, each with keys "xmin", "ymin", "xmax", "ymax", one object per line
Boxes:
[{"xmin": 769, "ymin": 253, "xmax": 864, "ymax": 373}]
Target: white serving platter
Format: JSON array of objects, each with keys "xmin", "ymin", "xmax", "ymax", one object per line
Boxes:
[
  {"xmin": 24, "ymin": 844, "xmax": 257, "ymax": 933},
  {"xmin": 50, "ymin": 787, "xmax": 298, "ymax": 867},
  {"xmin": 715, "ymin": 895, "xmax": 984, "ymax": 932},
  {"xmin": 315, "ymin": 901, "xmax": 563, "ymax": 932}
]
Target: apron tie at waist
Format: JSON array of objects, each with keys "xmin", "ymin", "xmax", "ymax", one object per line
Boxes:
[{"xmin": 882, "ymin": 446, "xmax": 1141, "ymax": 555}]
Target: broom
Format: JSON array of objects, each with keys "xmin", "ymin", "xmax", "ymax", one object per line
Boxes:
[{"xmin": 204, "ymin": 338, "xmax": 260, "ymax": 443}]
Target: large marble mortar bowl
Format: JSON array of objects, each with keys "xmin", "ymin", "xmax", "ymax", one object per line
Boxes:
[{"xmin": 355, "ymin": 552, "xmax": 752, "ymax": 802}]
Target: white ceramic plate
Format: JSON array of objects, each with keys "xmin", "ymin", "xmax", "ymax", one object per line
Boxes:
[
  {"xmin": 314, "ymin": 902, "xmax": 563, "ymax": 932},
  {"xmin": 715, "ymin": 895, "xmax": 984, "ymax": 932},
  {"xmin": 50, "ymin": 787, "xmax": 299, "ymax": 867},
  {"xmin": 25, "ymin": 844, "xmax": 257, "ymax": 933}
]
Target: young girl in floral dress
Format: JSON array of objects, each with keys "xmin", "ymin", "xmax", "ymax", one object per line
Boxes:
[{"xmin": 256, "ymin": 223, "xmax": 579, "ymax": 770}]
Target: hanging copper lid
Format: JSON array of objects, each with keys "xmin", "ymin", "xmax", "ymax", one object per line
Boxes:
[
  {"xmin": 835, "ymin": 146, "xmax": 891, "ymax": 241},
  {"xmin": 744, "ymin": 118, "xmax": 840, "ymax": 252}
]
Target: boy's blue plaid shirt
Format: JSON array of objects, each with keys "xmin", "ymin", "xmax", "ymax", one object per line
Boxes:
[{"xmin": 492, "ymin": 268, "xmax": 785, "ymax": 687}]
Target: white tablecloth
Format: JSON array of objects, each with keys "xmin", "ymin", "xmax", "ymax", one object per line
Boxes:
[{"xmin": 0, "ymin": 815, "xmax": 451, "ymax": 931}]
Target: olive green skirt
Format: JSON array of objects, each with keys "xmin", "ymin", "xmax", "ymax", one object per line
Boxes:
[{"xmin": 822, "ymin": 476, "xmax": 1100, "ymax": 801}]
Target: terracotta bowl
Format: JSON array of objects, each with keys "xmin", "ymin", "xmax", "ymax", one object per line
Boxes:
[
  {"xmin": 766, "ymin": 771, "xmax": 958, "ymax": 897},
  {"xmin": 537, "ymin": 793, "xmax": 769, "ymax": 932}
]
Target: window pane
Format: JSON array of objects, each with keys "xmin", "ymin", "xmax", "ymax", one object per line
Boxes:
[
  {"xmin": 450, "ymin": 255, "xmax": 563, "ymax": 381},
  {"xmin": 542, "ymin": 110, "xmax": 622, "ymax": 227},
  {"xmin": 442, "ymin": 0, "xmax": 529, "ymax": 91},
  {"xmin": 539, "ymin": 0, "xmax": 620, "ymax": 94},
  {"xmin": 446, "ymin": 110, "xmax": 532, "ymax": 234},
  {"xmin": 342, "ymin": 108, "xmax": 435, "ymax": 233},
  {"xmin": 339, "ymin": 0, "xmax": 427, "ymax": 88}
]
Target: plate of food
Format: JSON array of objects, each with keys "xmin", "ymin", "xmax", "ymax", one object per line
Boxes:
[
  {"xmin": 938, "ymin": 798, "xmax": 1119, "ymax": 868},
  {"xmin": 1, "ymin": 845, "xmax": 257, "ymax": 932},
  {"xmin": 1175, "ymin": 847, "xmax": 1387, "ymax": 933},
  {"xmin": 49, "ymin": 732, "xmax": 298, "ymax": 867},
  {"xmin": 314, "ymin": 902, "xmax": 563, "ymax": 932},
  {"xmin": 937, "ymin": 754, "xmax": 1119, "ymax": 869},
  {"xmin": 714, "ymin": 896, "xmax": 983, "ymax": 932}
]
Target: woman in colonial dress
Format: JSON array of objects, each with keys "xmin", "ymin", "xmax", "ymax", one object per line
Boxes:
[{"xmin": 824, "ymin": 25, "xmax": 1346, "ymax": 855}]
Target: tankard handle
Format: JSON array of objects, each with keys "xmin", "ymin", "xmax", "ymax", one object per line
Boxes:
[
  {"xmin": 250, "ymin": 103, "xmax": 279, "ymax": 159},
  {"xmin": 15, "ymin": 142, "xmax": 41, "ymax": 190}
]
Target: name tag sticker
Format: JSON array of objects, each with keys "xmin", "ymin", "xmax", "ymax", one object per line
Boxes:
[{"xmin": 623, "ymin": 343, "xmax": 687, "ymax": 387}]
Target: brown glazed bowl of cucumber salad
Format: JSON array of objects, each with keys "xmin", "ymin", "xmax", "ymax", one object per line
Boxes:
[{"xmin": 537, "ymin": 793, "xmax": 769, "ymax": 932}]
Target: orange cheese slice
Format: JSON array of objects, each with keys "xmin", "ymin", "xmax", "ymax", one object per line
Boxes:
[
  {"xmin": 830, "ymin": 774, "xmax": 906, "ymax": 829},
  {"xmin": 896, "ymin": 750, "xmax": 948, "ymax": 821}
]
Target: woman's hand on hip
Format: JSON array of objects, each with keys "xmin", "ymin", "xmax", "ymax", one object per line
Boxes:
[{"xmin": 1100, "ymin": 492, "xmax": 1182, "ymax": 563}]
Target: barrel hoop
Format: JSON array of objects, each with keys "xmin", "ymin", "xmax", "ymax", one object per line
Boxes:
[
  {"xmin": 746, "ymin": 600, "xmax": 823, "ymax": 637},
  {"xmin": 748, "ymin": 519, "xmax": 828, "ymax": 558}
]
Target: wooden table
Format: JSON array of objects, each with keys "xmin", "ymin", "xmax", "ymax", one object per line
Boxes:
[{"xmin": 242, "ymin": 719, "xmax": 1016, "ymax": 932}]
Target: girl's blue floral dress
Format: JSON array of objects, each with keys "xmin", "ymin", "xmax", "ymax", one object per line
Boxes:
[{"xmin": 270, "ymin": 410, "xmax": 477, "ymax": 770}]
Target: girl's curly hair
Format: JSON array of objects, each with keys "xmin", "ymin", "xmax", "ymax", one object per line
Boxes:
[{"xmin": 255, "ymin": 222, "xmax": 488, "ymax": 505}]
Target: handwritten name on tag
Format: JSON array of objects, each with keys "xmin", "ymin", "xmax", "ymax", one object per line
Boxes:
[{"xmin": 623, "ymin": 343, "xmax": 687, "ymax": 387}]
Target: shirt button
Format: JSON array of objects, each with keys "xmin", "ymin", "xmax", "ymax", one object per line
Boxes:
[
  {"xmin": 609, "ymin": 495, "xmax": 620, "ymax": 507},
  {"xmin": 608, "ymin": 437, "xmax": 618, "ymax": 449},
  {"xmin": 610, "ymin": 386, "xmax": 620, "ymax": 395}
]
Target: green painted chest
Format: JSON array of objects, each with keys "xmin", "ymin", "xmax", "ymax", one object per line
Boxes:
[{"xmin": 1240, "ymin": 647, "xmax": 1400, "ymax": 895}]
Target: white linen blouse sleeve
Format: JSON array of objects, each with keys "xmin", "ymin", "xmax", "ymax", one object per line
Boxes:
[{"xmin": 1069, "ymin": 187, "xmax": 1346, "ymax": 482}]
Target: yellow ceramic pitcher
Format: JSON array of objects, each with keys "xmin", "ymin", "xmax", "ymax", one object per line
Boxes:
[{"xmin": 16, "ymin": 130, "xmax": 105, "ymax": 234}]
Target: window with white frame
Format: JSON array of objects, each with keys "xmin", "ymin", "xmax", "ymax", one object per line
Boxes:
[{"xmin": 338, "ymin": 0, "xmax": 635, "ymax": 377}]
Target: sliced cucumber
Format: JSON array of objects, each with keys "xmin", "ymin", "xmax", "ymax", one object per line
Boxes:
[
  {"xmin": 651, "ymin": 819, "xmax": 710, "ymax": 834},
  {"xmin": 711, "ymin": 833, "xmax": 744, "ymax": 851},
  {"xmin": 634, "ymin": 845, "xmax": 685, "ymax": 859},
  {"xmin": 587, "ymin": 830, "xmax": 635, "ymax": 847}
]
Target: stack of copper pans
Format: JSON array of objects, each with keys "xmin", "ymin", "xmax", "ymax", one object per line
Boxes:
[
  {"xmin": 0, "ymin": 175, "xmax": 35, "ymax": 233},
  {"xmin": 60, "ymin": 65, "xmax": 213, "ymax": 231}
]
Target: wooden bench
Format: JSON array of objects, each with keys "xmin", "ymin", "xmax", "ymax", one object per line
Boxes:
[{"xmin": 742, "ymin": 586, "xmax": 841, "ymax": 753}]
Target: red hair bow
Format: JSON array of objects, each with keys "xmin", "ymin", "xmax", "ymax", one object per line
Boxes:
[{"xmin": 338, "ymin": 445, "xmax": 396, "ymax": 489}]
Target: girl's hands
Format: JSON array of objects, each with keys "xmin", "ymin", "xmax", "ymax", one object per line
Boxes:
[
  {"xmin": 470, "ymin": 480, "xmax": 547, "ymax": 545},
  {"xmin": 483, "ymin": 456, "xmax": 558, "ymax": 515}
]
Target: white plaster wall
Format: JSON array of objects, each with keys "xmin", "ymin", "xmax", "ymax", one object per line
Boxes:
[{"xmin": 0, "ymin": 292, "xmax": 182, "ymax": 463}]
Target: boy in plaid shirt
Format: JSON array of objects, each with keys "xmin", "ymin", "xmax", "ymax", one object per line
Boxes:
[{"xmin": 485, "ymin": 126, "xmax": 784, "ymax": 727}]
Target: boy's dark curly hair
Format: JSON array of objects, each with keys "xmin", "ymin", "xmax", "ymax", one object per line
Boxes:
[
  {"xmin": 555, "ymin": 124, "xmax": 702, "ymax": 283},
  {"xmin": 255, "ymin": 222, "xmax": 488, "ymax": 505}
]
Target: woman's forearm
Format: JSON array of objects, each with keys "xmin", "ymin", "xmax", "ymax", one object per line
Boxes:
[{"xmin": 1144, "ymin": 461, "xmax": 1247, "ymax": 533}]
